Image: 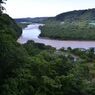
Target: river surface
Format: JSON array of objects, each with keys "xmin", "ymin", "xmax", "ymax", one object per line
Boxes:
[{"xmin": 17, "ymin": 24, "xmax": 95, "ymax": 49}]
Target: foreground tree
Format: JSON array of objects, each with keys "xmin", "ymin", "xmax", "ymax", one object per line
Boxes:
[{"xmin": 0, "ymin": 0, "xmax": 7, "ymax": 14}]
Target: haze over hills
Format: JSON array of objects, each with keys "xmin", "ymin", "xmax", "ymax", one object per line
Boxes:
[
  {"xmin": 15, "ymin": 17, "xmax": 49, "ymax": 23},
  {"xmin": 15, "ymin": 8, "xmax": 95, "ymax": 23}
]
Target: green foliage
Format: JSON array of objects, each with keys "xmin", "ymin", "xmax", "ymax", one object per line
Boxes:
[
  {"xmin": 17, "ymin": 23, "xmax": 29, "ymax": 29},
  {"xmin": 40, "ymin": 9, "xmax": 95, "ymax": 41},
  {"xmin": 55, "ymin": 8, "xmax": 95, "ymax": 22},
  {"xmin": 1, "ymin": 14, "xmax": 95, "ymax": 95},
  {"xmin": 0, "ymin": 14, "xmax": 22, "ymax": 38},
  {"xmin": 40, "ymin": 21, "xmax": 95, "ymax": 40}
]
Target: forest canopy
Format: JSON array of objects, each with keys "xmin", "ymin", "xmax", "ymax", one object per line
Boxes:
[{"xmin": 1, "ymin": 1, "xmax": 95, "ymax": 95}]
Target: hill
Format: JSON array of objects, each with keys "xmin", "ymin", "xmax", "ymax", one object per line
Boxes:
[
  {"xmin": 1, "ymin": 11, "xmax": 95, "ymax": 95},
  {"xmin": 55, "ymin": 8, "xmax": 95, "ymax": 22},
  {"xmin": 15, "ymin": 8, "xmax": 95, "ymax": 23},
  {"xmin": 0, "ymin": 14, "xmax": 22, "ymax": 39},
  {"xmin": 15, "ymin": 17, "xmax": 49, "ymax": 23},
  {"xmin": 40, "ymin": 8, "xmax": 95, "ymax": 40},
  {"xmin": 40, "ymin": 20, "xmax": 95, "ymax": 40}
]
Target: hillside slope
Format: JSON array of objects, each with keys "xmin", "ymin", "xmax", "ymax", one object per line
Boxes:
[
  {"xmin": 55, "ymin": 8, "xmax": 95, "ymax": 22},
  {"xmin": 0, "ymin": 14, "xmax": 22, "ymax": 39},
  {"xmin": 1, "ymin": 13, "xmax": 95, "ymax": 95},
  {"xmin": 40, "ymin": 8, "xmax": 95, "ymax": 40}
]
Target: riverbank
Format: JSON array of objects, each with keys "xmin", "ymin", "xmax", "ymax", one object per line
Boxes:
[
  {"xmin": 39, "ymin": 22, "xmax": 95, "ymax": 40},
  {"xmin": 38, "ymin": 36, "xmax": 95, "ymax": 41},
  {"xmin": 17, "ymin": 24, "xmax": 95, "ymax": 49}
]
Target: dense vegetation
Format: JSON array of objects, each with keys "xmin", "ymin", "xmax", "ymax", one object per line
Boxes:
[
  {"xmin": 40, "ymin": 21, "xmax": 95, "ymax": 40},
  {"xmin": 1, "ymin": 13, "xmax": 95, "ymax": 95},
  {"xmin": 15, "ymin": 8, "xmax": 95, "ymax": 24},
  {"xmin": 17, "ymin": 23, "xmax": 30, "ymax": 29},
  {"xmin": 55, "ymin": 8, "xmax": 95, "ymax": 22},
  {"xmin": 39, "ymin": 9, "xmax": 95, "ymax": 40}
]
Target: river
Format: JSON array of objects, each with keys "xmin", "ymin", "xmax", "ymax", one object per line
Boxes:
[{"xmin": 17, "ymin": 24, "xmax": 95, "ymax": 49}]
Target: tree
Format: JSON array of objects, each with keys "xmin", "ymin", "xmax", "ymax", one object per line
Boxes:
[{"xmin": 0, "ymin": 0, "xmax": 7, "ymax": 14}]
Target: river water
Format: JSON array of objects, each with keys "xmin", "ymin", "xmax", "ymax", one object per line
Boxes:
[{"xmin": 17, "ymin": 24, "xmax": 95, "ymax": 49}]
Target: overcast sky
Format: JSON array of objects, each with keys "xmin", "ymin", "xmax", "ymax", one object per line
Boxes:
[{"xmin": 5, "ymin": 0, "xmax": 95, "ymax": 18}]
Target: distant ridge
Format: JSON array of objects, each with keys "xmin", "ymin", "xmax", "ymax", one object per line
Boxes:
[
  {"xmin": 15, "ymin": 8, "xmax": 95, "ymax": 23},
  {"xmin": 55, "ymin": 8, "xmax": 95, "ymax": 22},
  {"xmin": 15, "ymin": 17, "xmax": 49, "ymax": 23}
]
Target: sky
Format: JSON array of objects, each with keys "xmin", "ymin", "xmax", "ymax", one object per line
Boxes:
[{"xmin": 5, "ymin": 0, "xmax": 95, "ymax": 18}]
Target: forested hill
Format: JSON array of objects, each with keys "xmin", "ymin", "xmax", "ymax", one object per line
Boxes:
[
  {"xmin": 0, "ymin": 14, "xmax": 22, "ymax": 39},
  {"xmin": 55, "ymin": 8, "xmax": 95, "ymax": 22},
  {"xmin": 15, "ymin": 8, "xmax": 95, "ymax": 23},
  {"xmin": 1, "ymin": 12, "xmax": 95, "ymax": 95}
]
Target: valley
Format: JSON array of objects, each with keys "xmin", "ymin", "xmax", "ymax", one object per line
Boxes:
[
  {"xmin": 1, "ymin": 0, "xmax": 95, "ymax": 94},
  {"xmin": 18, "ymin": 23, "xmax": 95, "ymax": 49}
]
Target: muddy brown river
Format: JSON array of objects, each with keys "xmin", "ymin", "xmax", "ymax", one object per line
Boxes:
[{"xmin": 17, "ymin": 24, "xmax": 95, "ymax": 49}]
